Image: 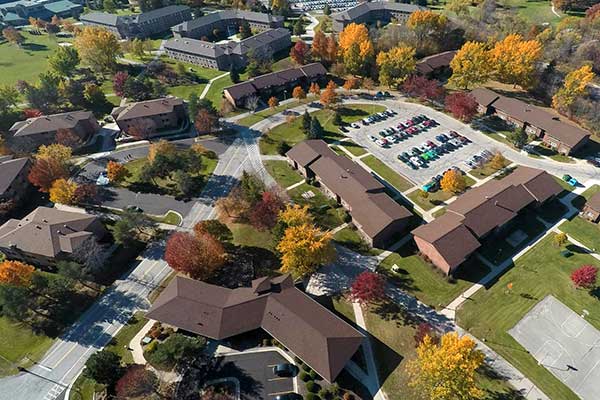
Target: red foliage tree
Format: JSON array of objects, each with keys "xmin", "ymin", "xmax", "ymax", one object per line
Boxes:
[
  {"xmin": 413, "ymin": 322, "xmax": 439, "ymax": 347},
  {"xmin": 201, "ymin": 387, "xmax": 235, "ymax": 400},
  {"xmin": 290, "ymin": 40, "xmax": 311, "ymax": 65},
  {"xmin": 28, "ymin": 157, "xmax": 69, "ymax": 192},
  {"xmin": 164, "ymin": 231, "xmax": 226, "ymax": 280},
  {"xmin": 586, "ymin": 3, "xmax": 600, "ymax": 20},
  {"xmin": 401, "ymin": 75, "xmax": 445, "ymax": 101},
  {"xmin": 22, "ymin": 108, "xmax": 43, "ymax": 118},
  {"xmin": 195, "ymin": 109, "xmax": 218, "ymax": 134},
  {"xmin": 112, "ymin": 71, "xmax": 129, "ymax": 98},
  {"xmin": 249, "ymin": 190, "xmax": 285, "ymax": 230},
  {"xmin": 56, "ymin": 128, "xmax": 82, "ymax": 148},
  {"xmin": 349, "ymin": 271, "xmax": 386, "ymax": 305},
  {"xmin": 115, "ymin": 365, "xmax": 157, "ymax": 398},
  {"xmin": 73, "ymin": 183, "xmax": 98, "ymax": 204},
  {"xmin": 571, "ymin": 265, "xmax": 598, "ymax": 289},
  {"xmin": 445, "ymin": 92, "xmax": 478, "ymax": 122}
]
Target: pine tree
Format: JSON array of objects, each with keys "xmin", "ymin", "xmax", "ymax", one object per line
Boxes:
[
  {"xmin": 308, "ymin": 117, "xmax": 324, "ymax": 139},
  {"xmin": 301, "ymin": 110, "xmax": 311, "ymax": 134}
]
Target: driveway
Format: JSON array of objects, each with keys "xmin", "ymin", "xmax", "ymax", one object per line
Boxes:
[{"xmin": 214, "ymin": 350, "xmax": 296, "ymax": 400}]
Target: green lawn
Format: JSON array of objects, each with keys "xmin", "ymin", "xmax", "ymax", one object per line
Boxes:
[
  {"xmin": 151, "ymin": 210, "xmax": 182, "ymax": 225},
  {"xmin": 263, "ymin": 160, "xmax": 304, "ymax": 189},
  {"xmin": 70, "ymin": 374, "xmax": 102, "ymax": 400},
  {"xmin": 203, "ymin": 72, "xmax": 246, "ymax": 109},
  {"xmin": 160, "ymin": 56, "xmax": 225, "ymax": 80},
  {"xmin": 378, "ymin": 244, "xmax": 489, "ymax": 309},
  {"xmin": 458, "ymin": 234, "xmax": 599, "ymax": 400},
  {"xmin": 555, "ymin": 176, "xmax": 576, "ymax": 195},
  {"xmin": 288, "ymin": 183, "xmax": 347, "ymax": 230},
  {"xmin": 560, "ymin": 217, "xmax": 600, "ymax": 251},
  {"xmin": 237, "ymin": 99, "xmax": 312, "ymax": 127},
  {"xmin": 469, "ymin": 158, "xmax": 511, "ymax": 179},
  {"xmin": 407, "ymin": 176, "xmax": 476, "ymax": 211},
  {"xmin": 259, "ymin": 104, "xmax": 385, "ymax": 155},
  {"xmin": 361, "ymin": 155, "xmax": 414, "ymax": 192},
  {"xmin": 167, "ymin": 84, "xmax": 206, "ymax": 101},
  {"xmin": 0, "ymin": 317, "xmax": 54, "ymax": 377},
  {"xmin": 571, "ymin": 184, "xmax": 600, "ymax": 210},
  {"xmin": 333, "ymin": 226, "xmax": 382, "ymax": 256},
  {"xmin": 338, "ymin": 140, "xmax": 368, "ymax": 157},
  {"xmin": 0, "ymin": 31, "xmax": 73, "ymax": 86},
  {"xmin": 228, "ymin": 223, "xmax": 276, "ymax": 251},
  {"xmin": 105, "ymin": 311, "xmax": 147, "ymax": 364}
]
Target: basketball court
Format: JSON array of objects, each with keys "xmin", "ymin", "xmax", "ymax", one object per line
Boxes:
[{"xmin": 509, "ymin": 295, "xmax": 600, "ymax": 400}]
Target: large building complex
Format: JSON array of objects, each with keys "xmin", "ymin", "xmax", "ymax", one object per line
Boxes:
[
  {"xmin": 472, "ymin": 88, "xmax": 590, "ymax": 155},
  {"xmin": 164, "ymin": 27, "xmax": 291, "ymax": 71},
  {"xmin": 412, "ymin": 166, "xmax": 562, "ymax": 274},
  {"xmin": 147, "ymin": 274, "xmax": 364, "ymax": 383},
  {"xmin": 223, "ymin": 62, "xmax": 327, "ymax": 108},
  {"xmin": 0, "ymin": 156, "xmax": 31, "ymax": 210},
  {"xmin": 8, "ymin": 110, "xmax": 100, "ymax": 152},
  {"xmin": 331, "ymin": 1, "xmax": 424, "ymax": 33},
  {"xmin": 171, "ymin": 9, "xmax": 284, "ymax": 39},
  {"xmin": 0, "ymin": 0, "xmax": 83, "ymax": 25},
  {"xmin": 80, "ymin": 5, "xmax": 191, "ymax": 39},
  {"xmin": 0, "ymin": 207, "xmax": 107, "ymax": 267},
  {"xmin": 287, "ymin": 140, "xmax": 413, "ymax": 248},
  {"xmin": 111, "ymin": 97, "xmax": 188, "ymax": 138}
]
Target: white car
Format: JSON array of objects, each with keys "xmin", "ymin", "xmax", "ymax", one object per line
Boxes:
[
  {"xmin": 351, "ymin": 123, "xmax": 360, "ymax": 129},
  {"xmin": 368, "ymin": 135, "xmax": 378, "ymax": 141},
  {"xmin": 375, "ymin": 139, "xmax": 387, "ymax": 147},
  {"xmin": 96, "ymin": 171, "xmax": 109, "ymax": 186}
]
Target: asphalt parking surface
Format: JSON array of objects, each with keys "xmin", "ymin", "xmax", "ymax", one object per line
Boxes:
[
  {"xmin": 344, "ymin": 101, "xmax": 503, "ymax": 186},
  {"xmin": 217, "ymin": 351, "xmax": 296, "ymax": 400}
]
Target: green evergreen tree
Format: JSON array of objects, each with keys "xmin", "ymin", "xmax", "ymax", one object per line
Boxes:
[
  {"xmin": 230, "ymin": 65, "xmax": 240, "ymax": 83},
  {"xmin": 302, "ymin": 110, "xmax": 311, "ymax": 134},
  {"xmin": 188, "ymin": 92, "xmax": 199, "ymax": 122},
  {"xmin": 323, "ymin": 4, "xmax": 331, "ymax": 15},
  {"xmin": 307, "ymin": 117, "xmax": 324, "ymax": 139}
]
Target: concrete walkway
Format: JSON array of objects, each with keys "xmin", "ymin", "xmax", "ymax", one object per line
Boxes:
[
  {"xmin": 130, "ymin": 319, "xmax": 155, "ymax": 365},
  {"xmin": 200, "ymin": 72, "xmax": 230, "ymax": 99}
]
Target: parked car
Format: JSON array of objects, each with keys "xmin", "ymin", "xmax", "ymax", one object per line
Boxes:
[
  {"xmin": 96, "ymin": 171, "xmax": 109, "ymax": 186},
  {"xmin": 273, "ymin": 363, "xmax": 298, "ymax": 377},
  {"xmin": 368, "ymin": 135, "xmax": 378, "ymax": 141},
  {"xmin": 350, "ymin": 123, "xmax": 360, "ymax": 129},
  {"xmin": 125, "ymin": 205, "xmax": 143, "ymax": 213},
  {"xmin": 562, "ymin": 174, "xmax": 579, "ymax": 186},
  {"xmin": 275, "ymin": 394, "xmax": 302, "ymax": 400}
]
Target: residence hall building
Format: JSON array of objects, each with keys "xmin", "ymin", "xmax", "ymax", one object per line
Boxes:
[
  {"xmin": 416, "ymin": 50, "xmax": 456, "ymax": 78},
  {"xmin": 223, "ymin": 63, "xmax": 327, "ymax": 108},
  {"xmin": 111, "ymin": 97, "xmax": 188, "ymax": 138},
  {"xmin": 582, "ymin": 192, "xmax": 600, "ymax": 223},
  {"xmin": 171, "ymin": 9, "xmax": 284, "ymax": 39},
  {"xmin": 0, "ymin": 0, "xmax": 83, "ymax": 26},
  {"xmin": 412, "ymin": 166, "xmax": 562, "ymax": 275},
  {"xmin": 287, "ymin": 140, "xmax": 412, "ymax": 248},
  {"xmin": 8, "ymin": 110, "xmax": 100, "ymax": 152},
  {"xmin": 164, "ymin": 28, "xmax": 291, "ymax": 71},
  {"xmin": 471, "ymin": 88, "xmax": 590, "ymax": 155},
  {"xmin": 331, "ymin": 1, "xmax": 424, "ymax": 33},
  {"xmin": 80, "ymin": 5, "xmax": 191, "ymax": 39},
  {"xmin": 0, "ymin": 207, "xmax": 107, "ymax": 267},
  {"xmin": 146, "ymin": 274, "xmax": 364, "ymax": 383},
  {"xmin": 0, "ymin": 156, "xmax": 31, "ymax": 208}
]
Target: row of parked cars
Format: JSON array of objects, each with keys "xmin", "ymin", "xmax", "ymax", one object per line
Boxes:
[
  {"xmin": 396, "ymin": 130, "xmax": 471, "ymax": 170},
  {"xmin": 367, "ymin": 114, "xmax": 438, "ymax": 148},
  {"xmin": 464, "ymin": 149, "xmax": 494, "ymax": 168}
]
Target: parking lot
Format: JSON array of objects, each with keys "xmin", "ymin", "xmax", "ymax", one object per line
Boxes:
[
  {"xmin": 344, "ymin": 101, "xmax": 503, "ymax": 186},
  {"xmin": 216, "ymin": 350, "xmax": 297, "ymax": 400}
]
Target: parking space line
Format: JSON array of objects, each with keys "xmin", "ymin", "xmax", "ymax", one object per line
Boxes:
[
  {"xmin": 268, "ymin": 391, "xmax": 295, "ymax": 396},
  {"xmin": 268, "ymin": 377, "xmax": 288, "ymax": 382}
]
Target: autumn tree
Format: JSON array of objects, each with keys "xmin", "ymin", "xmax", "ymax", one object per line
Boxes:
[
  {"xmin": 115, "ymin": 365, "xmax": 157, "ymax": 399},
  {"xmin": 216, "ymin": 186, "xmax": 252, "ymax": 221},
  {"xmin": 22, "ymin": 108, "xmax": 43, "ymax": 118},
  {"xmin": 250, "ymin": 190, "xmax": 285, "ymax": 230},
  {"xmin": 407, "ymin": 10, "xmax": 448, "ymax": 43},
  {"xmin": 112, "ymin": 71, "xmax": 129, "ymax": 98},
  {"xmin": 349, "ymin": 271, "xmax": 386, "ymax": 306},
  {"xmin": 343, "ymin": 77, "xmax": 359, "ymax": 92},
  {"xmin": 49, "ymin": 178, "xmax": 77, "ymax": 204},
  {"xmin": 449, "ymin": 41, "xmax": 492, "ymax": 89},
  {"xmin": 268, "ymin": 96, "xmax": 279, "ymax": 109},
  {"xmin": 28, "ymin": 157, "xmax": 69, "ymax": 192},
  {"xmin": 277, "ymin": 223, "xmax": 336, "ymax": 278},
  {"xmin": 440, "ymin": 169, "xmax": 466, "ymax": 194},
  {"xmin": 489, "ymin": 34, "xmax": 542, "ymax": 88},
  {"xmin": 407, "ymin": 332, "xmax": 484, "ymax": 400},
  {"xmin": 312, "ymin": 30, "xmax": 327, "ymax": 61},
  {"xmin": 309, "ymin": 82, "xmax": 320, "ymax": 97},
  {"xmin": 290, "ymin": 40, "xmax": 310, "ymax": 65},
  {"xmin": 487, "ymin": 152, "xmax": 507, "ymax": 170},
  {"xmin": 36, "ymin": 143, "xmax": 72, "ymax": 166},
  {"xmin": 48, "ymin": 46, "xmax": 79, "ymax": 77},
  {"xmin": 73, "ymin": 183, "xmax": 98, "ymax": 204},
  {"xmin": 571, "ymin": 265, "xmax": 597, "ymax": 289},
  {"xmin": 148, "ymin": 139, "xmax": 177, "ymax": 163},
  {"xmin": 402, "ymin": 75, "xmax": 444, "ymax": 100},
  {"xmin": 292, "ymin": 86, "xmax": 306, "ymax": 102},
  {"xmin": 195, "ymin": 109, "xmax": 219, "ymax": 133},
  {"xmin": 193, "ymin": 220, "xmax": 232, "ymax": 243},
  {"xmin": 376, "ymin": 46, "xmax": 416, "ymax": 87},
  {"xmin": 338, "ymin": 23, "xmax": 373, "ymax": 70},
  {"xmin": 164, "ymin": 231, "xmax": 226, "ymax": 280},
  {"xmin": 414, "ymin": 322, "xmax": 439, "ymax": 347},
  {"xmin": 553, "ymin": 232, "xmax": 568, "ymax": 248},
  {"xmin": 106, "ymin": 160, "xmax": 131, "ymax": 183},
  {"xmin": 320, "ymin": 80, "xmax": 337, "ymax": 108},
  {"xmin": 0, "ymin": 261, "xmax": 35, "ymax": 287},
  {"xmin": 324, "ymin": 33, "xmax": 338, "ymax": 64},
  {"xmin": 2, "ymin": 27, "xmax": 24, "ymax": 47},
  {"xmin": 279, "ymin": 204, "xmax": 313, "ymax": 226},
  {"xmin": 56, "ymin": 128, "xmax": 82, "ymax": 148},
  {"xmin": 552, "ymin": 65, "xmax": 595, "ymax": 113},
  {"xmin": 74, "ymin": 26, "xmax": 122, "ymax": 74},
  {"xmin": 445, "ymin": 92, "xmax": 478, "ymax": 122}
]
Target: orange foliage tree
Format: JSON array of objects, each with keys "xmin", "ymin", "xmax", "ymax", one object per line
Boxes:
[
  {"xmin": 292, "ymin": 86, "xmax": 306, "ymax": 101},
  {"xmin": 268, "ymin": 96, "xmax": 279, "ymax": 109},
  {"xmin": 106, "ymin": 161, "xmax": 131, "ymax": 183},
  {"xmin": 28, "ymin": 157, "xmax": 69, "ymax": 192},
  {"xmin": 0, "ymin": 261, "xmax": 35, "ymax": 286}
]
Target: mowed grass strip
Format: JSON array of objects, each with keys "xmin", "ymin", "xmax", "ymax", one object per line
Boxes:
[
  {"xmin": 263, "ymin": 160, "xmax": 303, "ymax": 189},
  {"xmin": 361, "ymin": 155, "xmax": 414, "ymax": 192}
]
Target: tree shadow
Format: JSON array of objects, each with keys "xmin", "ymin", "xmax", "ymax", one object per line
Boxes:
[
  {"xmin": 22, "ymin": 43, "xmax": 48, "ymax": 51},
  {"xmin": 478, "ymin": 363, "xmax": 527, "ymax": 400},
  {"xmin": 371, "ymin": 301, "xmax": 420, "ymax": 328}
]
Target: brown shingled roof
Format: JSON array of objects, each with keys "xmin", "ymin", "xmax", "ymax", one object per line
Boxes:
[
  {"xmin": 9, "ymin": 111, "xmax": 94, "ymax": 137},
  {"xmin": 111, "ymin": 97, "xmax": 184, "ymax": 121},
  {"xmin": 416, "ymin": 51, "xmax": 456, "ymax": 75},
  {"xmin": 146, "ymin": 275, "xmax": 364, "ymax": 382},
  {"xmin": 586, "ymin": 192, "xmax": 600, "ymax": 213},
  {"xmin": 0, "ymin": 157, "xmax": 29, "ymax": 197}
]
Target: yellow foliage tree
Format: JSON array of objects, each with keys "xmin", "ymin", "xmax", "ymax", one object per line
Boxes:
[
  {"xmin": 74, "ymin": 26, "xmax": 122, "ymax": 73},
  {"xmin": 277, "ymin": 223, "xmax": 336, "ymax": 278},
  {"xmin": 552, "ymin": 65, "xmax": 595, "ymax": 112},
  {"xmin": 106, "ymin": 160, "xmax": 131, "ymax": 183},
  {"xmin": 338, "ymin": 23, "xmax": 374, "ymax": 60},
  {"xmin": 36, "ymin": 143, "xmax": 72, "ymax": 166},
  {"xmin": 440, "ymin": 169, "xmax": 466, "ymax": 194},
  {"xmin": 407, "ymin": 332, "xmax": 485, "ymax": 400},
  {"xmin": 0, "ymin": 260, "xmax": 35, "ymax": 286},
  {"xmin": 268, "ymin": 96, "xmax": 279, "ymax": 109},
  {"xmin": 49, "ymin": 178, "xmax": 77, "ymax": 204},
  {"xmin": 487, "ymin": 152, "xmax": 507, "ymax": 170},
  {"xmin": 376, "ymin": 46, "xmax": 416, "ymax": 88},
  {"xmin": 407, "ymin": 10, "xmax": 447, "ymax": 42},
  {"xmin": 449, "ymin": 41, "xmax": 493, "ymax": 89},
  {"xmin": 279, "ymin": 204, "xmax": 313, "ymax": 227},
  {"xmin": 148, "ymin": 139, "xmax": 177, "ymax": 163},
  {"xmin": 489, "ymin": 34, "xmax": 542, "ymax": 88}
]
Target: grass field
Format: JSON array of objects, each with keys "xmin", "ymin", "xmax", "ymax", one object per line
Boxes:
[
  {"xmin": 263, "ymin": 160, "xmax": 304, "ymax": 189},
  {"xmin": 0, "ymin": 317, "xmax": 54, "ymax": 377},
  {"xmin": 361, "ymin": 155, "xmax": 414, "ymax": 192},
  {"xmin": 0, "ymin": 31, "xmax": 73, "ymax": 86},
  {"xmin": 229, "ymin": 223, "xmax": 276, "ymax": 251},
  {"xmin": 338, "ymin": 140, "xmax": 368, "ymax": 157},
  {"xmin": 407, "ymin": 176, "xmax": 476, "ymax": 211},
  {"xmin": 458, "ymin": 234, "xmax": 600, "ymax": 400},
  {"xmin": 288, "ymin": 183, "xmax": 347, "ymax": 229},
  {"xmin": 236, "ymin": 99, "xmax": 312, "ymax": 127},
  {"xmin": 105, "ymin": 311, "xmax": 147, "ymax": 364}
]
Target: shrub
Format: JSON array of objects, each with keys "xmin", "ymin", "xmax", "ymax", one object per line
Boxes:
[
  {"xmin": 305, "ymin": 394, "xmax": 320, "ymax": 400},
  {"xmin": 309, "ymin": 369, "xmax": 318, "ymax": 380},
  {"xmin": 144, "ymin": 340, "xmax": 158, "ymax": 354},
  {"xmin": 277, "ymin": 140, "xmax": 291, "ymax": 155},
  {"xmin": 115, "ymin": 365, "xmax": 157, "ymax": 398},
  {"xmin": 306, "ymin": 381, "xmax": 320, "ymax": 393},
  {"xmin": 299, "ymin": 371, "xmax": 310, "ymax": 381},
  {"xmin": 342, "ymin": 393, "xmax": 355, "ymax": 400},
  {"xmin": 302, "ymin": 364, "xmax": 312, "ymax": 372},
  {"xmin": 318, "ymin": 387, "xmax": 330, "ymax": 398},
  {"xmin": 571, "ymin": 265, "xmax": 598, "ymax": 289},
  {"xmin": 145, "ymin": 333, "xmax": 206, "ymax": 370}
]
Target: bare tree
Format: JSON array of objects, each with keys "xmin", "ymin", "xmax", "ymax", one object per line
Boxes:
[
  {"xmin": 71, "ymin": 236, "xmax": 108, "ymax": 272},
  {"xmin": 245, "ymin": 95, "xmax": 259, "ymax": 112}
]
